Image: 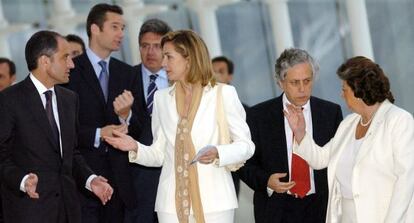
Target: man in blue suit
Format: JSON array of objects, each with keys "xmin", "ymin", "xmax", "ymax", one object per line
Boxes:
[{"xmin": 64, "ymin": 4, "xmax": 145, "ymax": 223}]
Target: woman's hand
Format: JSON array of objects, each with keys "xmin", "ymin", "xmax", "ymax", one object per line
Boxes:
[
  {"xmin": 103, "ymin": 129, "xmax": 138, "ymax": 152},
  {"xmin": 283, "ymin": 103, "xmax": 306, "ymax": 143},
  {"xmin": 198, "ymin": 147, "xmax": 219, "ymax": 164}
]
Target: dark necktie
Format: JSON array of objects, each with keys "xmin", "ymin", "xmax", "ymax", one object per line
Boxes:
[
  {"xmin": 98, "ymin": 60, "xmax": 109, "ymax": 101},
  {"xmin": 146, "ymin": 74, "xmax": 158, "ymax": 115},
  {"xmin": 44, "ymin": 90, "xmax": 60, "ymax": 146},
  {"xmin": 290, "ymin": 108, "xmax": 310, "ymax": 198}
]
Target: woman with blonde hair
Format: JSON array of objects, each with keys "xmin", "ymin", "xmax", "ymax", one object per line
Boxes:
[{"xmin": 104, "ymin": 30, "xmax": 254, "ymax": 223}]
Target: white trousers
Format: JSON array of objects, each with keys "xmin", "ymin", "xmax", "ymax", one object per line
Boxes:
[
  {"xmin": 157, "ymin": 209, "xmax": 234, "ymax": 223},
  {"xmin": 341, "ymin": 198, "xmax": 357, "ymax": 223}
]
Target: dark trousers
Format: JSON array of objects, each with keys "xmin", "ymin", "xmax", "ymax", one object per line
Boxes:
[
  {"xmin": 256, "ymin": 193, "xmax": 327, "ymax": 223},
  {"xmin": 123, "ymin": 165, "xmax": 160, "ymax": 223}
]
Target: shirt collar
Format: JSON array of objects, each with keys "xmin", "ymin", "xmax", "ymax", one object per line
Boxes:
[
  {"xmin": 168, "ymin": 82, "xmax": 213, "ymax": 96},
  {"xmin": 86, "ymin": 47, "xmax": 110, "ymax": 66},
  {"xmin": 141, "ymin": 65, "xmax": 167, "ymax": 80},
  {"xmin": 282, "ymin": 93, "xmax": 310, "ymax": 112},
  {"xmin": 29, "ymin": 73, "xmax": 55, "ymax": 95}
]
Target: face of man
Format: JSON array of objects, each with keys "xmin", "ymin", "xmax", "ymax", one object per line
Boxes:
[
  {"xmin": 0, "ymin": 63, "xmax": 15, "ymax": 91},
  {"xmin": 46, "ymin": 38, "xmax": 75, "ymax": 85},
  {"xmin": 68, "ymin": 41, "xmax": 84, "ymax": 58},
  {"xmin": 212, "ymin": 61, "xmax": 233, "ymax": 84},
  {"xmin": 140, "ymin": 32, "xmax": 163, "ymax": 73},
  {"xmin": 278, "ymin": 62, "xmax": 313, "ymax": 107},
  {"xmin": 92, "ymin": 12, "xmax": 125, "ymax": 53}
]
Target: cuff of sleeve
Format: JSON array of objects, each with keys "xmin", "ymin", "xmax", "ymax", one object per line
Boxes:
[
  {"xmin": 119, "ymin": 111, "xmax": 132, "ymax": 125},
  {"xmin": 94, "ymin": 128, "xmax": 101, "ymax": 148},
  {"xmin": 266, "ymin": 187, "xmax": 274, "ymax": 197},
  {"xmin": 85, "ymin": 174, "xmax": 98, "ymax": 191},
  {"xmin": 20, "ymin": 174, "xmax": 30, "ymax": 192},
  {"xmin": 128, "ymin": 142, "xmax": 140, "ymax": 162}
]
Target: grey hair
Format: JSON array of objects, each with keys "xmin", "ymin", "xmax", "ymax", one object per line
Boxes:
[
  {"xmin": 138, "ymin": 18, "xmax": 172, "ymax": 43},
  {"xmin": 274, "ymin": 48, "xmax": 319, "ymax": 81}
]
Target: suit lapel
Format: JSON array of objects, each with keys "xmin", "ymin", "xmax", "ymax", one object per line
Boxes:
[
  {"xmin": 23, "ymin": 77, "xmax": 60, "ymax": 153},
  {"xmin": 78, "ymin": 54, "xmax": 106, "ymax": 105},
  {"xmin": 55, "ymin": 87, "xmax": 69, "ymax": 159},
  {"xmin": 354, "ymin": 101, "xmax": 392, "ymax": 165},
  {"xmin": 269, "ymin": 96, "xmax": 290, "ymax": 178},
  {"xmin": 108, "ymin": 59, "xmax": 124, "ymax": 104}
]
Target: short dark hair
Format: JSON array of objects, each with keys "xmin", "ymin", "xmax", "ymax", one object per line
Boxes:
[
  {"xmin": 25, "ymin": 30, "xmax": 62, "ymax": 71},
  {"xmin": 139, "ymin": 18, "xmax": 172, "ymax": 43},
  {"xmin": 86, "ymin": 3, "xmax": 123, "ymax": 38},
  {"xmin": 212, "ymin": 56, "xmax": 234, "ymax": 74},
  {"xmin": 337, "ymin": 56, "xmax": 394, "ymax": 105},
  {"xmin": 65, "ymin": 34, "xmax": 86, "ymax": 52},
  {"xmin": 0, "ymin": 57, "xmax": 16, "ymax": 76}
]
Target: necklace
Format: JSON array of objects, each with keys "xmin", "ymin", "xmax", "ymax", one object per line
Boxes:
[{"xmin": 359, "ymin": 109, "xmax": 378, "ymax": 127}]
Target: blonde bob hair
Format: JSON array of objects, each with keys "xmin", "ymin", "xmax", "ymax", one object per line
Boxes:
[{"xmin": 161, "ymin": 30, "xmax": 216, "ymax": 87}]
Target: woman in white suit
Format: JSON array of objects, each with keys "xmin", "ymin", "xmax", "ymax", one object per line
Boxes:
[
  {"xmin": 104, "ymin": 30, "xmax": 254, "ymax": 223},
  {"xmin": 284, "ymin": 56, "xmax": 414, "ymax": 223}
]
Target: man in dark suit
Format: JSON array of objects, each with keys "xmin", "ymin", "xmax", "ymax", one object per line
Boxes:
[
  {"xmin": 64, "ymin": 4, "xmax": 145, "ymax": 223},
  {"xmin": 126, "ymin": 18, "xmax": 171, "ymax": 223},
  {"xmin": 0, "ymin": 30, "xmax": 113, "ymax": 223},
  {"xmin": 238, "ymin": 48, "xmax": 343, "ymax": 223}
]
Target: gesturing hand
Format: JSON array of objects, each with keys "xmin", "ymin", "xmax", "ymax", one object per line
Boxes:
[
  {"xmin": 283, "ymin": 103, "xmax": 306, "ymax": 143},
  {"xmin": 113, "ymin": 90, "xmax": 134, "ymax": 120},
  {"xmin": 104, "ymin": 130, "xmax": 138, "ymax": 152},
  {"xmin": 101, "ymin": 124, "xmax": 128, "ymax": 139},
  {"xmin": 25, "ymin": 173, "xmax": 39, "ymax": 199},
  {"xmin": 267, "ymin": 173, "xmax": 296, "ymax": 194},
  {"xmin": 91, "ymin": 176, "xmax": 113, "ymax": 205}
]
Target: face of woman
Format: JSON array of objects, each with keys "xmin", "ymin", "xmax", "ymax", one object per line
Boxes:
[
  {"xmin": 341, "ymin": 80, "xmax": 360, "ymax": 112},
  {"xmin": 162, "ymin": 42, "xmax": 189, "ymax": 82}
]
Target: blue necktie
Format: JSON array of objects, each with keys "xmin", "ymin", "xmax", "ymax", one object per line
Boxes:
[
  {"xmin": 146, "ymin": 74, "xmax": 158, "ymax": 115},
  {"xmin": 44, "ymin": 90, "xmax": 60, "ymax": 146},
  {"xmin": 98, "ymin": 60, "xmax": 109, "ymax": 101}
]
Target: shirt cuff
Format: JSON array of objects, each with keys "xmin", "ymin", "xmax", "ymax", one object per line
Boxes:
[
  {"xmin": 20, "ymin": 174, "xmax": 30, "ymax": 192},
  {"xmin": 266, "ymin": 187, "xmax": 274, "ymax": 197},
  {"xmin": 85, "ymin": 174, "xmax": 98, "ymax": 191},
  {"xmin": 94, "ymin": 128, "xmax": 101, "ymax": 148},
  {"xmin": 118, "ymin": 111, "xmax": 132, "ymax": 125}
]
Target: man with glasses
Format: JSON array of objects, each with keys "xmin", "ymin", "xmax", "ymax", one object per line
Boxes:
[{"xmin": 126, "ymin": 18, "xmax": 172, "ymax": 223}]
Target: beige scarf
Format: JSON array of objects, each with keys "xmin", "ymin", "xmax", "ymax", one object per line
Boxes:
[{"xmin": 174, "ymin": 81, "xmax": 205, "ymax": 223}]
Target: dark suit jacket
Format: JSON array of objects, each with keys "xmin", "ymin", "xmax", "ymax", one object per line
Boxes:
[
  {"xmin": 127, "ymin": 64, "xmax": 161, "ymax": 214},
  {"xmin": 238, "ymin": 95, "xmax": 343, "ymax": 223},
  {"xmin": 64, "ymin": 54, "xmax": 144, "ymax": 209},
  {"xmin": 0, "ymin": 77, "xmax": 93, "ymax": 223}
]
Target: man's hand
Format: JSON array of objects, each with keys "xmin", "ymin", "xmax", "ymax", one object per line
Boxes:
[
  {"xmin": 91, "ymin": 176, "xmax": 113, "ymax": 205},
  {"xmin": 283, "ymin": 104, "xmax": 306, "ymax": 143},
  {"xmin": 267, "ymin": 173, "xmax": 295, "ymax": 193},
  {"xmin": 104, "ymin": 130, "xmax": 138, "ymax": 152},
  {"xmin": 25, "ymin": 173, "xmax": 39, "ymax": 199},
  {"xmin": 113, "ymin": 90, "xmax": 134, "ymax": 120},
  {"xmin": 101, "ymin": 124, "xmax": 128, "ymax": 139}
]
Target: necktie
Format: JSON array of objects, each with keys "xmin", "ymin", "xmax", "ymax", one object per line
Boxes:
[
  {"xmin": 44, "ymin": 90, "xmax": 60, "ymax": 146},
  {"xmin": 290, "ymin": 108, "xmax": 310, "ymax": 198},
  {"xmin": 98, "ymin": 60, "xmax": 109, "ymax": 101},
  {"xmin": 146, "ymin": 74, "xmax": 158, "ymax": 115}
]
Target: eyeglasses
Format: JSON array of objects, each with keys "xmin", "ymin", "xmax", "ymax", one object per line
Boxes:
[{"xmin": 140, "ymin": 43, "xmax": 162, "ymax": 51}]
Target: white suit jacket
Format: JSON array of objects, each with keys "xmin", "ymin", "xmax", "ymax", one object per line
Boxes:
[
  {"xmin": 294, "ymin": 100, "xmax": 414, "ymax": 223},
  {"xmin": 129, "ymin": 83, "xmax": 255, "ymax": 214}
]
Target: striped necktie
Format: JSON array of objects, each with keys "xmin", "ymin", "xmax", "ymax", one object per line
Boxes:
[{"xmin": 146, "ymin": 74, "xmax": 158, "ymax": 115}]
